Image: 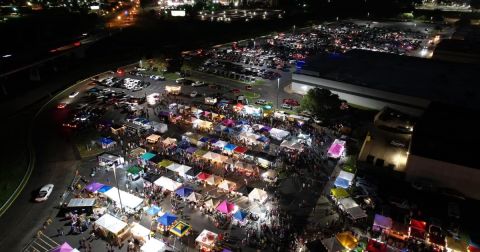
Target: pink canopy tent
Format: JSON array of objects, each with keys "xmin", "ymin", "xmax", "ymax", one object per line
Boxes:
[
  {"xmin": 222, "ymin": 119, "xmax": 235, "ymax": 127},
  {"xmin": 52, "ymin": 242, "xmax": 74, "ymax": 252},
  {"xmin": 216, "ymin": 200, "xmax": 235, "ymax": 214},
  {"xmin": 327, "ymin": 139, "xmax": 346, "ymax": 158}
]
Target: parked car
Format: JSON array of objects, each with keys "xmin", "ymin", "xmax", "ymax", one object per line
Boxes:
[
  {"xmin": 255, "ymin": 99, "xmax": 267, "ymax": 105},
  {"xmin": 192, "ymin": 81, "xmax": 206, "ymax": 87},
  {"xmin": 281, "ymin": 103, "xmax": 292, "ymax": 110},
  {"xmin": 190, "ymin": 91, "xmax": 198, "ymax": 97},
  {"xmin": 245, "ymin": 85, "xmax": 252, "ymax": 90},
  {"xmin": 175, "ymin": 78, "xmax": 185, "ymax": 84},
  {"xmin": 35, "ymin": 184, "xmax": 54, "ymax": 202}
]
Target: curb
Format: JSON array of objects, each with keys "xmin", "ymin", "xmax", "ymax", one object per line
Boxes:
[{"xmin": 0, "ymin": 62, "xmax": 138, "ymax": 218}]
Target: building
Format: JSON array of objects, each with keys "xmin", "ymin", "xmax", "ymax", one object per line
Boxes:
[
  {"xmin": 405, "ymin": 103, "xmax": 480, "ymax": 200},
  {"xmin": 291, "ymin": 50, "xmax": 480, "ymax": 116},
  {"xmin": 432, "ymin": 39, "xmax": 480, "ymax": 64}
]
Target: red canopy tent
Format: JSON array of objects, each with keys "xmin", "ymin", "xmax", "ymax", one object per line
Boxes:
[
  {"xmin": 233, "ymin": 146, "xmax": 248, "ymax": 154},
  {"xmin": 409, "ymin": 219, "xmax": 427, "ymax": 240},
  {"xmin": 367, "ymin": 239, "xmax": 387, "ymax": 252},
  {"xmin": 197, "ymin": 172, "xmax": 211, "ymax": 181}
]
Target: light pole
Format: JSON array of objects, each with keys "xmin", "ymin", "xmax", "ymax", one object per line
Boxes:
[
  {"xmin": 277, "ymin": 78, "xmax": 280, "ymax": 109},
  {"xmin": 112, "ymin": 164, "xmax": 124, "ymax": 213}
]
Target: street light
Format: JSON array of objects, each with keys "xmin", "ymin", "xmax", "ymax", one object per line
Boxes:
[
  {"xmin": 112, "ymin": 164, "xmax": 124, "ymax": 213},
  {"xmin": 277, "ymin": 78, "xmax": 280, "ymax": 109}
]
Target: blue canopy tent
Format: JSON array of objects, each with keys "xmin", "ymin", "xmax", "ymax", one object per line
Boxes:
[
  {"xmin": 146, "ymin": 205, "xmax": 161, "ymax": 216},
  {"xmin": 99, "ymin": 137, "xmax": 116, "ymax": 149},
  {"xmin": 257, "ymin": 136, "xmax": 269, "ymax": 143},
  {"xmin": 199, "ymin": 137, "xmax": 209, "ymax": 143},
  {"xmin": 175, "ymin": 187, "xmax": 193, "ymax": 198},
  {"xmin": 97, "ymin": 185, "xmax": 112, "ymax": 193},
  {"xmin": 224, "ymin": 144, "xmax": 237, "ymax": 152},
  {"xmin": 334, "ymin": 177, "xmax": 350, "ymax": 189},
  {"xmin": 233, "ymin": 210, "xmax": 248, "ymax": 221},
  {"xmin": 223, "ymin": 128, "xmax": 234, "ymax": 134},
  {"xmin": 208, "ymin": 138, "xmax": 218, "ymax": 144},
  {"xmin": 237, "ymin": 120, "xmax": 249, "ymax": 125},
  {"xmin": 157, "ymin": 212, "xmax": 177, "ymax": 226},
  {"xmin": 177, "ymin": 140, "xmax": 190, "ymax": 150}
]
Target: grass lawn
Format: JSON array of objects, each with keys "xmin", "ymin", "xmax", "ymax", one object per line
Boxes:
[
  {"xmin": 73, "ymin": 128, "xmax": 103, "ymax": 158},
  {"xmin": 254, "ymin": 79, "xmax": 266, "ymax": 86},
  {"xmin": 163, "ymin": 72, "xmax": 180, "ymax": 80},
  {"xmin": 243, "ymin": 91, "xmax": 261, "ymax": 99}
]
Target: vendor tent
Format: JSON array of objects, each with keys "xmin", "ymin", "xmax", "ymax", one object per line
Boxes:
[
  {"xmin": 169, "ymin": 221, "xmax": 191, "ymax": 237},
  {"xmin": 216, "ymin": 200, "xmax": 235, "ymax": 214},
  {"xmin": 146, "ymin": 205, "xmax": 161, "ymax": 216},
  {"xmin": 196, "ymin": 172, "xmax": 210, "ymax": 181},
  {"xmin": 85, "ymin": 182, "xmax": 104, "ymax": 193},
  {"xmin": 262, "ymin": 169, "xmax": 278, "ymax": 183},
  {"xmin": 99, "ymin": 137, "xmax": 116, "ymax": 149},
  {"xmin": 270, "ymin": 128, "xmax": 290, "ymax": 141},
  {"xmin": 204, "ymin": 199, "xmax": 219, "ymax": 209},
  {"xmin": 157, "ymin": 159, "xmax": 174, "ymax": 168},
  {"xmin": 205, "ymin": 175, "xmax": 223, "ymax": 185},
  {"xmin": 202, "ymin": 151, "xmax": 228, "ymax": 163},
  {"xmin": 186, "ymin": 147, "xmax": 197, "ymax": 154},
  {"xmin": 51, "ymin": 242, "xmax": 74, "ymax": 252},
  {"xmin": 140, "ymin": 238, "xmax": 166, "ymax": 252},
  {"xmin": 97, "ymin": 185, "xmax": 112, "ymax": 193},
  {"xmin": 346, "ymin": 206, "xmax": 368, "ymax": 220},
  {"xmin": 336, "ymin": 231, "xmax": 359, "ymax": 250},
  {"xmin": 66, "ymin": 198, "xmax": 95, "ymax": 214},
  {"xmin": 103, "ymin": 187, "xmax": 143, "ymax": 210},
  {"xmin": 280, "ymin": 138, "xmax": 303, "ymax": 151},
  {"xmin": 141, "ymin": 152, "xmax": 156, "ymax": 161},
  {"xmin": 196, "ymin": 230, "xmax": 218, "ymax": 249},
  {"xmin": 409, "ymin": 219, "xmax": 427, "ymax": 240},
  {"xmin": 334, "ymin": 177, "xmax": 350, "ymax": 189},
  {"xmin": 328, "ymin": 139, "xmax": 346, "ymax": 158},
  {"xmin": 193, "ymin": 149, "xmax": 208, "ymax": 157},
  {"xmin": 212, "ymin": 140, "xmax": 228, "ymax": 149},
  {"xmin": 331, "ymin": 188, "xmax": 350, "ymax": 200},
  {"xmin": 224, "ymin": 144, "xmax": 237, "ymax": 152},
  {"xmin": 153, "ymin": 176, "xmax": 182, "ymax": 191},
  {"xmin": 446, "ymin": 236, "xmax": 467, "ymax": 252},
  {"xmin": 338, "ymin": 171, "xmax": 355, "ymax": 183},
  {"xmin": 233, "ymin": 210, "xmax": 248, "ymax": 221},
  {"xmin": 175, "ymin": 187, "xmax": 193, "ymax": 198},
  {"xmin": 130, "ymin": 147, "xmax": 146, "ymax": 158},
  {"xmin": 235, "ymin": 161, "xmax": 255, "ymax": 172},
  {"xmin": 162, "ymin": 137, "xmax": 177, "ymax": 146},
  {"xmin": 187, "ymin": 192, "xmax": 202, "ymax": 203},
  {"xmin": 130, "ymin": 222, "xmax": 150, "ymax": 241},
  {"xmin": 233, "ymin": 146, "xmax": 248, "ymax": 154},
  {"xmin": 166, "ymin": 162, "xmax": 182, "ymax": 172},
  {"xmin": 127, "ymin": 166, "xmax": 142, "ymax": 176},
  {"xmin": 367, "ymin": 239, "xmax": 387, "ymax": 252},
  {"xmin": 321, "ymin": 237, "xmax": 348, "ymax": 252},
  {"xmin": 174, "ymin": 164, "xmax": 192, "ymax": 177},
  {"xmin": 95, "ymin": 214, "xmax": 129, "ymax": 235},
  {"xmin": 218, "ymin": 180, "xmax": 236, "ymax": 191},
  {"xmin": 248, "ymin": 188, "xmax": 268, "ymax": 203},
  {"xmin": 338, "ymin": 197, "xmax": 359, "ymax": 210},
  {"xmin": 146, "ymin": 134, "xmax": 161, "ymax": 144},
  {"xmin": 373, "ymin": 214, "xmax": 393, "ymax": 230},
  {"xmin": 157, "ymin": 212, "xmax": 177, "ymax": 226}
]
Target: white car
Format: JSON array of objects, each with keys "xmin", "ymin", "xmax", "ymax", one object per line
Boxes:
[
  {"xmin": 281, "ymin": 103, "xmax": 292, "ymax": 110},
  {"xmin": 255, "ymin": 99, "xmax": 267, "ymax": 105},
  {"xmin": 150, "ymin": 75, "xmax": 165, "ymax": 81},
  {"xmin": 190, "ymin": 91, "xmax": 198, "ymax": 97},
  {"xmin": 175, "ymin": 78, "xmax": 185, "ymax": 84},
  {"xmin": 69, "ymin": 91, "xmax": 79, "ymax": 98},
  {"xmin": 35, "ymin": 184, "xmax": 54, "ymax": 202}
]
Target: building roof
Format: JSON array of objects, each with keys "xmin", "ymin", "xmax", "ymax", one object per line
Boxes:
[
  {"xmin": 298, "ymin": 50, "xmax": 480, "ymax": 109},
  {"xmin": 409, "ymin": 102, "xmax": 479, "ymax": 169}
]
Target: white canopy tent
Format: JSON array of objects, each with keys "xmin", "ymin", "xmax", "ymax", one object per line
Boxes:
[
  {"xmin": 280, "ymin": 138, "xmax": 303, "ymax": 151},
  {"xmin": 217, "ymin": 180, "xmax": 236, "ymax": 191},
  {"xmin": 174, "ymin": 164, "xmax": 192, "ymax": 177},
  {"xmin": 103, "ymin": 187, "xmax": 143, "ymax": 211},
  {"xmin": 196, "ymin": 229, "xmax": 218, "ymax": 249},
  {"xmin": 235, "ymin": 161, "xmax": 255, "ymax": 172},
  {"xmin": 205, "ymin": 175, "xmax": 223, "ymax": 185},
  {"xmin": 270, "ymin": 128, "xmax": 290, "ymax": 141},
  {"xmin": 346, "ymin": 206, "xmax": 368, "ymax": 220},
  {"xmin": 95, "ymin": 214, "xmax": 128, "ymax": 235},
  {"xmin": 202, "ymin": 151, "xmax": 228, "ymax": 163},
  {"xmin": 248, "ymin": 188, "xmax": 268, "ymax": 203},
  {"xmin": 146, "ymin": 134, "xmax": 161, "ymax": 144},
  {"xmin": 166, "ymin": 163, "xmax": 182, "ymax": 172},
  {"xmin": 130, "ymin": 222, "xmax": 150, "ymax": 241},
  {"xmin": 337, "ymin": 170, "xmax": 355, "ymax": 186},
  {"xmin": 187, "ymin": 192, "xmax": 202, "ymax": 202},
  {"xmin": 338, "ymin": 197, "xmax": 359, "ymax": 210},
  {"xmin": 140, "ymin": 238, "xmax": 166, "ymax": 252},
  {"xmin": 154, "ymin": 176, "xmax": 182, "ymax": 191},
  {"xmin": 212, "ymin": 140, "xmax": 228, "ymax": 149}
]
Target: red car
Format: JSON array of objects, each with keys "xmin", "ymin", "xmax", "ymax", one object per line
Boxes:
[
  {"xmin": 283, "ymin": 98, "xmax": 299, "ymax": 106},
  {"xmin": 57, "ymin": 103, "xmax": 67, "ymax": 109},
  {"xmin": 230, "ymin": 88, "xmax": 240, "ymax": 93}
]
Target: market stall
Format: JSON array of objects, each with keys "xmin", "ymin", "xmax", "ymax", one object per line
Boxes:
[
  {"xmin": 328, "ymin": 139, "xmax": 346, "ymax": 159},
  {"xmin": 196, "ymin": 229, "xmax": 218, "ymax": 251},
  {"xmin": 85, "ymin": 182, "xmax": 104, "ymax": 193},
  {"xmin": 127, "ymin": 166, "xmax": 143, "ymax": 180},
  {"xmin": 193, "ymin": 119, "xmax": 213, "ymax": 131},
  {"xmin": 140, "ymin": 238, "xmax": 166, "ymax": 252},
  {"xmin": 234, "ymin": 161, "xmax": 255, "ymax": 174},
  {"xmin": 216, "ymin": 200, "xmax": 236, "ymax": 214},
  {"xmin": 140, "ymin": 152, "xmax": 156, "ymax": 162},
  {"xmin": 204, "ymin": 199, "xmax": 219, "ymax": 209},
  {"xmin": 331, "ymin": 188, "xmax": 350, "ymax": 201},
  {"xmin": 66, "ymin": 198, "xmax": 96, "ymax": 214},
  {"xmin": 187, "ymin": 192, "xmax": 202, "ymax": 203},
  {"xmin": 217, "ymin": 180, "xmax": 237, "ymax": 192},
  {"xmin": 130, "ymin": 147, "xmax": 146, "ymax": 159},
  {"xmin": 51, "ymin": 242, "xmax": 78, "ymax": 252},
  {"xmin": 146, "ymin": 134, "xmax": 161, "ymax": 144},
  {"xmin": 233, "ymin": 210, "xmax": 248, "ymax": 222},
  {"xmin": 196, "ymin": 172, "xmax": 211, "ymax": 181},
  {"xmin": 169, "ymin": 221, "xmax": 191, "ymax": 237},
  {"xmin": 162, "ymin": 137, "xmax": 177, "ymax": 147},
  {"xmin": 94, "ymin": 214, "xmax": 130, "ymax": 245},
  {"xmin": 103, "ymin": 187, "xmax": 144, "ymax": 212},
  {"xmin": 409, "ymin": 219, "xmax": 427, "ymax": 240},
  {"xmin": 98, "ymin": 153, "xmax": 124, "ymax": 168},
  {"xmin": 175, "ymin": 187, "xmax": 194, "ymax": 198},
  {"xmin": 130, "ymin": 222, "xmax": 151, "ymax": 243},
  {"xmin": 165, "ymin": 85, "xmax": 181, "ymax": 95},
  {"xmin": 373, "ymin": 214, "xmax": 393, "ymax": 232},
  {"xmin": 248, "ymin": 188, "xmax": 268, "ymax": 203},
  {"xmin": 203, "ymin": 151, "xmax": 228, "ymax": 163},
  {"xmin": 334, "ymin": 170, "xmax": 355, "ymax": 189},
  {"xmin": 157, "ymin": 159, "xmax": 174, "ymax": 169},
  {"xmin": 205, "ymin": 175, "xmax": 223, "ymax": 186},
  {"xmin": 153, "ymin": 176, "xmax": 182, "ymax": 191},
  {"xmin": 269, "ymin": 128, "xmax": 290, "ymax": 141},
  {"xmin": 98, "ymin": 137, "xmax": 117, "ymax": 149},
  {"xmin": 262, "ymin": 169, "xmax": 278, "ymax": 183}
]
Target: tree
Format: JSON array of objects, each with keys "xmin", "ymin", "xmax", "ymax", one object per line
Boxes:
[{"xmin": 300, "ymin": 88, "xmax": 343, "ymax": 120}]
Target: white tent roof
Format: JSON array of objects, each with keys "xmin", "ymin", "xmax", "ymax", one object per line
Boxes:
[
  {"xmin": 103, "ymin": 187, "xmax": 143, "ymax": 210},
  {"xmin": 270, "ymin": 128, "xmax": 290, "ymax": 141},
  {"xmin": 130, "ymin": 222, "xmax": 150, "ymax": 240},
  {"xmin": 162, "ymin": 137, "xmax": 177, "ymax": 145},
  {"xmin": 280, "ymin": 139, "xmax": 303, "ymax": 150},
  {"xmin": 248, "ymin": 188, "xmax": 268, "ymax": 203},
  {"xmin": 95, "ymin": 214, "xmax": 128, "ymax": 235},
  {"xmin": 175, "ymin": 164, "xmax": 192, "ymax": 176},
  {"xmin": 205, "ymin": 175, "xmax": 223, "ymax": 185},
  {"xmin": 202, "ymin": 151, "xmax": 228, "ymax": 163},
  {"xmin": 212, "ymin": 140, "xmax": 228, "ymax": 149},
  {"xmin": 195, "ymin": 229, "xmax": 218, "ymax": 247},
  {"xmin": 217, "ymin": 180, "xmax": 236, "ymax": 191},
  {"xmin": 140, "ymin": 238, "xmax": 166, "ymax": 252},
  {"xmin": 235, "ymin": 161, "xmax": 255, "ymax": 171},
  {"xmin": 338, "ymin": 197, "xmax": 359, "ymax": 210},
  {"xmin": 186, "ymin": 192, "xmax": 202, "ymax": 202},
  {"xmin": 166, "ymin": 163, "xmax": 182, "ymax": 172},
  {"xmin": 146, "ymin": 134, "xmax": 161, "ymax": 143},
  {"xmin": 153, "ymin": 176, "xmax": 182, "ymax": 191},
  {"xmin": 338, "ymin": 171, "xmax": 355, "ymax": 183}
]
